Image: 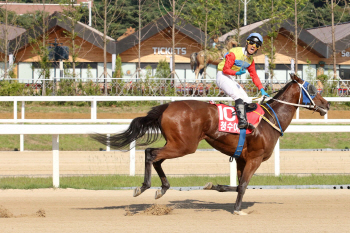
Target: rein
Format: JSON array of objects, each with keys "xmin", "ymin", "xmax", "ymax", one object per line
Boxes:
[{"xmin": 255, "ymin": 80, "xmax": 327, "ymax": 135}]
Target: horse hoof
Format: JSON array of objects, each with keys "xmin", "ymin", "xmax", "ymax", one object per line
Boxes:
[
  {"xmin": 203, "ymin": 182, "xmax": 213, "ymax": 190},
  {"xmin": 155, "ymin": 189, "xmax": 163, "ymax": 199},
  {"xmin": 133, "ymin": 187, "xmax": 142, "ymax": 197},
  {"xmin": 233, "ymin": 210, "xmax": 248, "ymax": 215}
]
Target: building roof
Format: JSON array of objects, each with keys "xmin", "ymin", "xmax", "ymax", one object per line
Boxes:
[
  {"xmin": 219, "ymin": 19, "xmax": 271, "ymax": 42},
  {"xmin": 219, "ymin": 18, "xmax": 330, "ymax": 58},
  {"xmin": 0, "ymin": 24, "xmax": 26, "ymax": 41},
  {"xmin": 8, "ymin": 11, "xmax": 115, "ymax": 54},
  {"xmin": 307, "ymin": 22, "xmax": 350, "ymax": 52},
  {"xmin": 307, "ymin": 22, "xmax": 350, "ymax": 44},
  {"xmin": 115, "ymin": 13, "xmax": 207, "ymax": 55}
]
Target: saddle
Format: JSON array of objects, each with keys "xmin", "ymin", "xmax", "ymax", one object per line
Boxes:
[{"xmin": 213, "ymin": 102, "xmax": 264, "ymax": 135}]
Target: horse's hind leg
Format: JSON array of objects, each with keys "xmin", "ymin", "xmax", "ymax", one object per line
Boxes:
[
  {"xmin": 133, "ymin": 148, "xmax": 158, "ymax": 197},
  {"xmin": 153, "ymin": 159, "xmax": 170, "ymax": 199}
]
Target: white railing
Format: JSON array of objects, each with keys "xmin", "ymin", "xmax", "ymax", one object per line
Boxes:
[
  {"xmin": 0, "ymin": 96, "xmax": 349, "ymax": 124},
  {"xmin": 0, "ymin": 96, "xmax": 349, "ymax": 187}
]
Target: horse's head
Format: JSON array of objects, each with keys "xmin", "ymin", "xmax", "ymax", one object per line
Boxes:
[
  {"xmin": 224, "ymin": 36, "xmax": 238, "ymax": 49},
  {"xmin": 290, "ymin": 73, "xmax": 330, "ymax": 116}
]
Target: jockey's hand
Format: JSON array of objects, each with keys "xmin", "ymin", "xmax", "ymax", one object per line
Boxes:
[
  {"xmin": 235, "ymin": 67, "xmax": 246, "ymax": 76},
  {"xmin": 260, "ymin": 88, "xmax": 270, "ymax": 97}
]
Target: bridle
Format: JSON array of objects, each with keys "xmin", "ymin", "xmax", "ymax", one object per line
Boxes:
[
  {"xmin": 257, "ymin": 80, "xmax": 328, "ymax": 115},
  {"xmin": 254, "ymin": 80, "xmax": 328, "ymax": 136}
]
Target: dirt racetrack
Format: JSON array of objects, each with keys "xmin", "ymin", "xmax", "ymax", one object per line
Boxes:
[
  {"xmin": 0, "ymin": 188, "xmax": 349, "ymax": 233},
  {"xmin": 0, "ymin": 150, "xmax": 350, "ymax": 232}
]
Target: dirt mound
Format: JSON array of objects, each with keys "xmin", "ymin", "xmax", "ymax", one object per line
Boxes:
[
  {"xmin": 125, "ymin": 204, "xmax": 174, "ymax": 216},
  {"xmin": 0, "ymin": 206, "xmax": 46, "ymax": 218},
  {"xmin": 36, "ymin": 209, "xmax": 46, "ymax": 218},
  {"xmin": 142, "ymin": 204, "xmax": 174, "ymax": 215},
  {"xmin": 0, "ymin": 206, "xmax": 14, "ymax": 218}
]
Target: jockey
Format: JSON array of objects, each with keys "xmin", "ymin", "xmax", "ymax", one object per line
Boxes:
[{"xmin": 216, "ymin": 32, "xmax": 269, "ymax": 130}]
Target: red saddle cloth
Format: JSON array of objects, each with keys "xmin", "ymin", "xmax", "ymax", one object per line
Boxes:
[{"xmin": 214, "ymin": 103, "xmax": 264, "ymax": 134}]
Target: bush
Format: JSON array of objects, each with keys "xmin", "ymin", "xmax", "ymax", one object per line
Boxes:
[
  {"xmin": 155, "ymin": 59, "xmax": 171, "ymax": 79},
  {"xmin": 0, "ymin": 81, "xmax": 29, "ymax": 96}
]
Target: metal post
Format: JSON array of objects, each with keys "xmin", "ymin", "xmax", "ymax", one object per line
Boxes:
[
  {"xmin": 244, "ymin": 0, "xmax": 247, "ymax": 25},
  {"xmin": 130, "ymin": 140, "xmax": 136, "ymax": 176},
  {"xmin": 52, "ymin": 134, "xmax": 60, "ymax": 188},
  {"xmin": 230, "ymin": 161, "xmax": 237, "ymax": 186},
  {"xmin": 112, "ymin": 54, "xmax": 116, "ymax": 78},
  {"xmin": 274, "ymin": 139, "xmax": 280, "ymax": 176},
  {"xmin": 60, "ymin": 60, "xmax": 63, "ymax": 79},
  {"xmin": 88, "ymin": 1, "xmax": 92, "ymax": 27}
]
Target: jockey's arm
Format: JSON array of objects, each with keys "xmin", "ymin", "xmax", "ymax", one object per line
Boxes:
[
  {"xmin": 247, "ymin": 60, "xmax": 264, "ymax": 90},
  {"xmin": 222, "ymin": 52, "xmax": 237, "ymax": 76}
]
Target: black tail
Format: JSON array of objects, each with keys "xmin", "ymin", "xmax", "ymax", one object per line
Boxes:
[{"xmin": 92, "ymin": 103, "xmax": 169, "ymax": 151}]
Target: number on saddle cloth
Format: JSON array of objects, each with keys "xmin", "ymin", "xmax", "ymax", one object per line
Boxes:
[{"xmin": 213, "ymin": 103, "xmax": 263, "ymax": 135}]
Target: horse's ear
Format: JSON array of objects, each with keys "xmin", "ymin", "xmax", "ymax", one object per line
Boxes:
[{"xmin": 290, "ymin": 73, "xmax": 303, "ymax": 83}]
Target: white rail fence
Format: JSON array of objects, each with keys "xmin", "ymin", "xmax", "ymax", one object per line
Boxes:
[{"xmin": 0, "ymin": 96, "xmax": 349, "ymax": 187}]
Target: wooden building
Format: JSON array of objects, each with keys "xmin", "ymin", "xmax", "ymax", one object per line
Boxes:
[
  {"xmin": 115, "ymin": 14, "xmax": 213, "ymax": 82},
  {"xmin": 2, "ymin": 12, "xmax": 350, "ymax": 84},
  {"xmin": 1, "ymin": 11, "xmax": 115, "ymax": 82}
]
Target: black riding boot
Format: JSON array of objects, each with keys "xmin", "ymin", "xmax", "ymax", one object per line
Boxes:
[{"xmin": 235, "ymin": 99, "xmax": 255, "ymax": 130}]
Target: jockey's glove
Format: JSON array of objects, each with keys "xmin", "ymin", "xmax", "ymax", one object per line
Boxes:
[
  {"xmin": 260, "ymin": 88, "xmax": 270, "ymax": 97},
  {"xmin": 235, "ymin": 67, "xmax": 246, "ymax": 76}
]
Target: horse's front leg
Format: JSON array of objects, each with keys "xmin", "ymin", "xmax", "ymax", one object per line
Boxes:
[
  {"xmin": 234, "ymin": 157, "xmax": 262, "ymax": 215},
  {"xmin": 203, "ymin": 159, "xmax": 245, "ymax": 192},
  {"xmin": 204, "ymin": 183, "xmax": 237, "ymax": 192}
]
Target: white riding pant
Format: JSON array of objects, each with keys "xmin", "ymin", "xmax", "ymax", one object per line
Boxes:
[{"xmin": 216, "ymin": 71, "xmax": 251, "ymax": 103}]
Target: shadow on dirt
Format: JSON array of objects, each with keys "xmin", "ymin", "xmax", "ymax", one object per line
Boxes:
[{"xmin": 77, "ymin": 199, "xmax": 282, "ymax": 214}]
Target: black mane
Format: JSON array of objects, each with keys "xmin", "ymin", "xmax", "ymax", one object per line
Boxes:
[{"xmin": 266, "ymin": 81, "xmax": 295, "ymax": 104}]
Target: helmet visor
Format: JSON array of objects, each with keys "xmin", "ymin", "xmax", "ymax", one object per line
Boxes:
[{"xmin": 248, "ymin": 37, "xmax": 262, "ymax": 47}]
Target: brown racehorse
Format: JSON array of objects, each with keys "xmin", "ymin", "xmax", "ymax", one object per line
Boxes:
[
  {"xmin": 92, "ymin": 74, "xmax": 330, "ymax": 215},
  {"xmin": 190, "ymin": 36, "xmax": 238, "ymax": 81}
]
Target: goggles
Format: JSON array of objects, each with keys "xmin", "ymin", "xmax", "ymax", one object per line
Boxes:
[{"xmin": 247, "ymin": 40, "xmax": 261, "ymax": 48}]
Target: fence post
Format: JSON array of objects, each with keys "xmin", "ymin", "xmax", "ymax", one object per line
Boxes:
[
  {"xmin": 20, "ymin": 101, "xmax": 25, "ymax": 151},
  {"xmin": 13, "ymin": 97, "xmax": 17, "ymax": 122},
  {"xmin": 230, "ymin": 161, "xmax": 237, "ymax": 186},
  {"xmin": 296, "ymin": 108, "xmax": 299, "ymax": 120},
  {"xmin": 91, "ymin": 97, "xmax": 97, "ymax": 120},
  {"xmin": 52, "ymin": 134, "xmax": 60, "ymax": 188},
  {"xmin": 130, "ymin": 140, "xmax": 136, "ymax": 176},
  {"xmin": 106, "ymin": 123, "xmax": 110, "ymax": 151},
  {"xmin": 274, "ymin": 139, "xmax": 280, "ymax": 176}
]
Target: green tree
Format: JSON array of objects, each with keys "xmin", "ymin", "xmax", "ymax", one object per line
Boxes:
[
  {"xmin": 155, "ymin": 59, "xmax": 171, "ymax": 79},
  {"xmin": 255, "ymin": 0, "xmax": 294, "ymax": 86},
  {"xmin": 60, "ymin": 0, "xmax": 86, "ymax": 80}
]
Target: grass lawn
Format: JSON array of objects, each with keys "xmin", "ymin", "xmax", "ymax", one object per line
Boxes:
[{"xmin": 0, "ymin": 174, "xmax": 349, "ymax": 189}]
